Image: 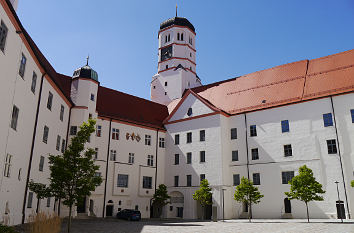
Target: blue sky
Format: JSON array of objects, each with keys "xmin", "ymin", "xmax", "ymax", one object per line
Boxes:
[{"xmin": 17, "ymin": 0, "xmax": 354, "ymax": 100}]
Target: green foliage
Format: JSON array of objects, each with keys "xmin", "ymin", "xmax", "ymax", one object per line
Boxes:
[
  {"xmin": 285, "ymin": 165, "xmax": 325, "ymax": 203},
  {"xmin": 152, "ymin": 184, "xmax": 170, "ymax": 207},
  {"xmin": 285, "ymin": 165, "xmax": 325, "ymax": 222},
  {"xmin": 351, "ymin": 180, "xmax": 354, "ymax": 188},
  {"xmin": 28, "ymin": 181, "xmax": 51, "ymax": 199},
  {"xmin": 234, "ymin": 177, "xmax": 264, "ymax": 205},
  {"xmin": 192, "ymin": 179, "xmax": 212, "ymax": 207},
  {"xmin": 48, "ymin": 119, "xmax": 102, "ymax": 232},
  {"xmin": 0, "ymin": 224, "xmax": 18, "ymax": 233}
]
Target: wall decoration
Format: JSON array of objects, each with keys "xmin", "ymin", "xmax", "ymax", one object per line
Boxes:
[{"xmin": 126, "ymin": 132, "xmax": 141, "ymax": 142}]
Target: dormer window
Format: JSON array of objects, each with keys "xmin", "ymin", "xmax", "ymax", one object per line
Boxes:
[
  {"xmin": 187, "ymin": 108, "xmax": 192, "ymax": 116},
  {"xmin": 165, "ymin": 82, "xmax": 167, "ymax": 86}
]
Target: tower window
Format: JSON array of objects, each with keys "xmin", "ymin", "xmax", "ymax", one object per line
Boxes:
[
  {"xmin": 181, "ymin": 33, "xmax": 184, "ymax": 41},
  {"xmin": 165, "ymin": 82, "xmax": 167, "ymax": 86},
  {"xmin": 168, "ymin": 34, "xmax": 170, "ymax": 42},
  {"xmin": 153, "ymin": 86, "xmax": 156, "ymax": 89},
  {"xmin": 166, "ymin": 65, "xmax": 168, "ymax": 69},
  {"xmin": 190, "ymin": 53, "xmax": 192, "ymax": 58},
  {"xmin": 165, "ymin": 35, "xmax": 167, "ymax": 43},
  {"xmin": 165, "ymin": 92, "xmax": 167, "ymax": 95},
  {"xmin": 187, "ymin": 108, "xmax": 193, "ymax": 116},
  {"xmin": 177, "ymin": 33, "xmax": 180, "ymax": 40}
]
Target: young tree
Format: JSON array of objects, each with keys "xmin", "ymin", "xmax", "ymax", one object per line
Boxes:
[
  {"xmin": 234, "ymin": 177, "xmax": 264, "ymax": 222},
  {"xmin": 285, "ymin": 165, "xmax": 325, "ymax": 223},
  {"xmin": 48, "ymin": 119, "xmax": 102, "ymax": 233},
  {"xmin": 152, "ymin": 184, "xmax": 170, "ymax": 217},
  {"xmin": 28, "ymin": 180, "xmax": 51, "ymax": 213},
  {"xmin": 192, "ymin": 179, "xmax": 212, "ymax": 220},
  {"xmin": 351, "ymin": 180, "xmax": 354, "ymax": 187}
]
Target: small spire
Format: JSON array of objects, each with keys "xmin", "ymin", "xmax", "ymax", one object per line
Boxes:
[
  {"xmin": 86, "ymin": 55, "xmax": 89, "ymax": 66},
  {"xmin": 176, "ymin": 3, "xmax": 178, "ymax": 17}
]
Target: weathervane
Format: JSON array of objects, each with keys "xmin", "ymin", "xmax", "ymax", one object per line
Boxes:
[
  {"xmin": 176, "ymin": 3, "xmax": 178, "ymax": 17},
  {"xmin": 86, "ymin": 55, "xmax": 89, "ymax": 66}
]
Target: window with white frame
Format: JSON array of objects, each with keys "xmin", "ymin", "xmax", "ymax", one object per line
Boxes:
[
  {"xmin": 96, "ymin": 125, "xmax": 102, "ymax": 137},
  {"xmin": 43, "ymin": 126, "xmax": 49, "ymax": 143},
  {"xmin": 128, "ymin": 153, "xmax": 134, "ymax": 164},
  {"xmin": 60, "ymin": 105, "xmax": 64, "ymax": 121},
  {"xmin": 31, "ymin": 72, "xmax": 37, "ymax": 94},
  {"xmin": 19, "ymin": 53, "xmax": 26, "ymax": 78},
  {"xmin": 39, "ymin": 156, "xmax": 45, "ymax": 172},
  {"xmin": 94, "ymin": 148, "xmax": 98, "ymax": 160},
  {"xmin": 282, "ymin": 171, "xmax": 294, "ymax": 184},
  {"xmin": 56, "ymin": 135, "xmax": 61, "ymax": 151},
  {"xmin": 70, "ymin": 126, "xmax": 77, "ymax": 135},
  {"xmin": 47, "ymin": 91, "xmax": 53, "ymax": 110},
  {"xmin": 117, "ymin": 174, "xmax": 129, "ymax": 187},
  {"xmin": 147, "ymin": 155, "xmax": 154, "ymax": 166},
  {"xmin": 10, "ymin": 105, "xmax": 19, "ymax": 130},
  {"xmin": 61, "ymin": 139, "xmax": 65, "ymax": 153},
  {"xmin": 143, "ymin": 176, "xmax": 152, "ymax": 189},
  {"xmin": 4, "ymin": 154, "xmax": 12, "ymax": 177},
  {"xmin": 112, "ymin": 128, "xmax": 119, "ymax": 140},
  {"xmin": 0, "ymin": 20, "xmax": 8, "ymax": 52},
  {"xmin": 159, "ymin": 137, "xmax": 165, "ymax": 148},
  {"xmin": 145, "ymin": 135, "xmax": 151, "ymax": 145},
  {"xmin": 27, "ymin": 192, "xmax": 33, "ymax": 208},
  {"xmin": 110, "ymin": 150, "xmax": 116, "ymax": 161}
]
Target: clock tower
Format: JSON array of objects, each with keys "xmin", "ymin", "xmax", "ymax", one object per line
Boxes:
[{"xmin": 151, "ymin": 16, "xmax": 202, "ymax": 105}]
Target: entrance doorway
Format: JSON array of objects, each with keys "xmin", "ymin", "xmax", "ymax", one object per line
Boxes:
[
  {"xmin": 77, "ymin": 197, "xmax": 86, "ymax": 213},
  {"xmin": 106, "ymin": 205, "xmax": 113, "ymax": 217},
  {"xmin": 284, "ymin": 198, "xmax": 291, "ymax": 213},
  {"xmin": 177, "ymin": 207, "xmax": 183, "ymax": 218}
]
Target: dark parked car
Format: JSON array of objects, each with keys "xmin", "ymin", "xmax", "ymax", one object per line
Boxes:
[{"xmin": 116, "ymin": 209, "xmax": 141, "ymax": 221}]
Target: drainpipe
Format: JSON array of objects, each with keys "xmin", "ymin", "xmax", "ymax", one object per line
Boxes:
[
  {"xmin": 22, "ymin": 72, "xmax": 46, "ymax": 224},
  {"xmin": 243, "ymin": 113, "xmax": 252, "ymax": 219},
  {"xmin": 102, "ymin": 119, "xmax": 112, "ymax": 218},
  {"xmin": 330, "ymin": 96, "xmax": 351, "ymax": 218},
  {"xmin": 154, "ymin": 129, "xmax": 159, "ymax": 191}
]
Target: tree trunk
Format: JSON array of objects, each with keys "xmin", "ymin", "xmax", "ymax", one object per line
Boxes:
[
  {"xmin": 36, "ymin": 198, "xmax": 40, "ymax": 213},
  {"xmin": 58, "ymin": 199, "xmax": 61, "ymax": 216},
  {"xmin": 248, "ymin": 202, "xmax": 251, "ymax": 223},
  {"xmin": 201, "ymin": 206, "xmax": 204, "ymax": 220},
  {"xmin": 68, "ymin": 204, "xmax": 72, "ymax": 233},
  {"xmin": 305, "ymin": 202, "xmax": 309, "ymax": 223}
]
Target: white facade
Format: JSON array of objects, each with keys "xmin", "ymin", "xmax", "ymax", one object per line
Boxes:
[{"xmin": 0, "ymin": 1, "xmax": 353, "ymax": 226}]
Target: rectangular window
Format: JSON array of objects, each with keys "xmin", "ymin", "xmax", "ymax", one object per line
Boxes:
[
  {"xmin": 47, "ymin": 91, "xmax": 53, "ymax": 110},
  {"xmin": 117, "ymin": 174, "xmax": 129, "ymax": 187},
  {"xmin": 327, "ymin": 139, "xmax": 337, "ymax": 154},
  {"xmin": 39, "ymin": 156, "xmax": 45, "ymax": 171},
  {"xmin": 56, "ymin": 135, "xmax": 61, "ymax": 151},
  {"xmin": 351, "ymin": 109, "xmax": 354, "ymax": 123},
  {"xmin": 200, "ymin": 151, "xmax": 205, "ymax": 163},
  {"xmin": 174, "ymin": 176, "xmax": 179, "ymax": 187},
  {"xmin": 96, "ymin": 125, "xmax": 102, "ymax": 137},
  {"xmin": 233, "ymin": 174, "xmax": 240, "ymax": 186},
  {"xmin": 159, "ymin": 137, "xmax": 165, "ymax": 148},
  {"xmin": 43, "ymin": 126, "xmax": 49, "ymax": 143},
  {"xmin": 60, "ymin": 105, "xmax": 64, "ymax": 121},
  {"xmin": 175, "ymin": 134, "xmax": 180, "ymax": 145},
  {"xmin": 251, "ymin": 148, "xmax": 259, "ymax": 160},
  {"xmin": 282, "ymin": 171, "xmax": 294, "ymax": 184},
  {"xmin": 0, "ymin": 20, "xmax": 8, "ymax": 52},
  {"xmin": 112, "ymin": 128, "xmax": 119, "ymax": 140},
  {"xmin": 70, "ymin": 126, "xmax": 77, "ymax": 135},
  {"xmin": 323, "ymin": 113, "xmax": 333, "ymax": 127},
  {"xmin": 95, "ymin": 172, "xmax": 101, "ymax": 177},
  {"xmin": 232, "ymin": 150, "xmax": 239, "ymax": 161},
  {"xmin": 27, "ymin": 192, "xmax": 33, "ymax": 208},
  {"xmin": 10, "ymin": 105, "xmax": 19, "ymax": 130},
  {"xmin": 61, "ymin": 139, "xmax": 65, "ymax": 153},
  {"xmin": 19, "ymin": 53, "xmax": 26, "ymax": 78},
  {"xmin": 281, "ymin": 120, "xmax": 289, "ymax": 133},
  {"xmin": 143, "ymin": 176, "xmax": 152, "ymax": 189},
  {"xmin": 253, "ymin": 173, "xmax": 260, "ymax": 185},
  {"xmin": 110, "ymin": 150, "xmax": 116, "ymax": 161},
  {"xmin": 187, "ymin": 175, "xmax": 192, "ymax": 187},
  {"xmin": 231, "ymin": 128, "xmax": 237, "ymax": 140},
  {"xmin": 174, "ymin": 154, "xmax": 179, "ymax": 165},
  {"xmin": 90, "ymin": 94, "xmax": 95, "ymax": 101},
  {"xmin": 187, "ymin": 152, "xmax": 192, "ymax": 164},
  {"xmin": 94, "ymin": 148, "xmax": 98, "ymax": 160},
  {"xmin": 128, "ymin": 153, "xmax": 134, "ymax": 164},
  {"xmin": 250, "ymin": 125, "xmax": 257, "ymax": 137},
  {"xmin": 31, "ymin": 72, "xmax": 37, "ymax": 94},
  {"xmin": 47, "ymin": 197, "xmax": 51, "ymax": 207},
  {"xmin": 200, "ymin": 130, "xmax": 205, "ymax": 141},
  {"xmin": 187, "ymin": 132, "xmax": 192, "ymax": 143},
  {"xmin": 4, "ymin": 154, "xmax": 12, "ymax": 178},
  {"xmin": 284, "ymin": 144, "xmax": 292, "ymax": 157},
  {"xmin": 145, "ymin": 135, "xmax": 151, "ymax": 145},
  {"xmin": 200, "ymin": 174, "xmax": 205, "ymax": 182},
  {"xmin": 147, "ymin": 155, "xmax": 154, "ymax": 166}
]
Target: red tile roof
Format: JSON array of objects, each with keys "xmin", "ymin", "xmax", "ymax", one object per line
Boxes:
[
  {"xmin": 96, "ymin": 86, "xmax": 168, "ymax": 130},
  {"xmin": 192, "ymin": 49, "xmax": 354, "ymax": 115}
]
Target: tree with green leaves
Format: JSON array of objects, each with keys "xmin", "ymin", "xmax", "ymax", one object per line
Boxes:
[
  {"xmin": 193, "ymin": 179, "xmax": 212, "ymax": 220},
  {"xmin": 351, "ymin": 180, "xmax": 354, "ymax": 188},
  {"xmin": 48, "ymin": 119, "xmax": 102, "ymax": 233},
  {"xmin": 28, "ymin": 180, "xmax": 51, "ymax": 213},
  {"xmin": 152, "ymin": 184, "xmax": 170, "ymax": 217},
  {"xmin": 234, "ymin": 177, "xmax": 264, "ymax": 222},
  {"xmin": 285, "ymin": 165, "xmax": 325, "ymax": 223}
]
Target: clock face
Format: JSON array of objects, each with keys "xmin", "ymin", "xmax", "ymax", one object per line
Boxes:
[{"xmin": 161, "ymin": 46, "xmax": 172, "ymax": 61}]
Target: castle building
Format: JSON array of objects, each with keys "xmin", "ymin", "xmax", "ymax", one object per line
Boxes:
[{"xmin": 0, "ymin": 0, "xmax": 354, "ymax": 225}]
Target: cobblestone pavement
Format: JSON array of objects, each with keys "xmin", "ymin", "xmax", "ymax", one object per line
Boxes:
[{"xmin": 58, "ymin": 218, "xmax": 354, "ymax": 233}]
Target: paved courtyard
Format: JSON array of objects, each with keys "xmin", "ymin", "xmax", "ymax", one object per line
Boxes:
[{"xmin": 57, "ymin": 218, "xmax": 354, "ymax": 233}]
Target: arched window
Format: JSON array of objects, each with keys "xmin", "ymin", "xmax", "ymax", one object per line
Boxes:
[
  {"xmin": 177, "ymin": 33, "xmax": 180, "ymax": 40},
  {"xmin": 181, "ymin": 33, "xmax": 184, "ymax": 41},
  {"xmin": 284, "ymin": 198, "xmax": 291, "ymax": 213},
  {"xmin": 165, "ymin": 35, "xmax": 167, "ymax": 43},
  {"xmin": 168, "ymin": 34, "xmax": 171, "ymax": 42}
]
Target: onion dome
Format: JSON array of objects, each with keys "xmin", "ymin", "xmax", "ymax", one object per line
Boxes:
[
  {"xmin": 72, "ymin": 57, "xmax": 98, "ymax": 81},
  {"xmin": 160, "ymin": 17, "xmax": 195, "ymax": 32}
]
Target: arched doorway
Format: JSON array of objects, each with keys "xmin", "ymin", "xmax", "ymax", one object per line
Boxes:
[
  {"xmin": 106, "ymin": 200, "xmax": 114, "ymax": 217},
  {"xmin": 169, "ymin": 191, "xmax": 184, "ymax": 218},
  {"xmin": 284, "ymin": 198, "xmax": 291, "ymax": 213}
]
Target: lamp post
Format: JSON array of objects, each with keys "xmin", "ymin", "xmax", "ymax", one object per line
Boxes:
[
  {"xmin": 222, "ymin": 188, "xmax": 226, "ymax": 222},
  {"xmin": 335, "ymin": 181, "xmax": 343, "ymax": 223}
]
